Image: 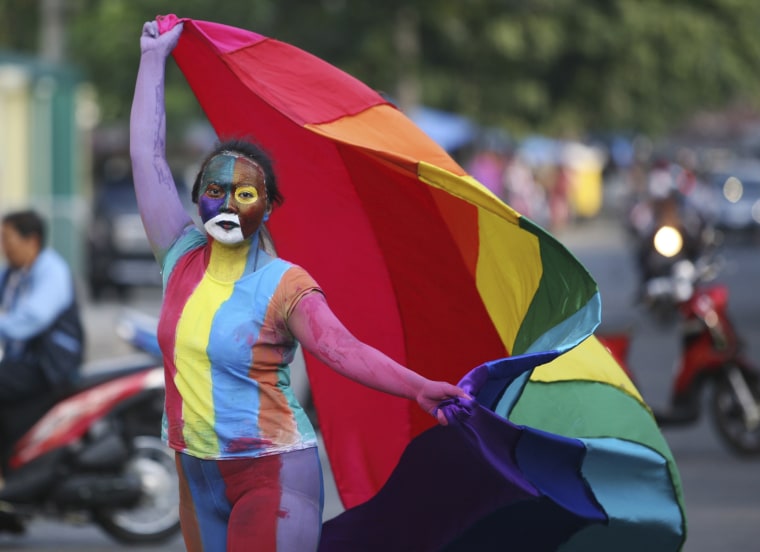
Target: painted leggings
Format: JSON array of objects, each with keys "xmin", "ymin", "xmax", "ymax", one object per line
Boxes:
[{"xmin": 175, "ymin": 447, "xmax": 324, "ymax": 552}]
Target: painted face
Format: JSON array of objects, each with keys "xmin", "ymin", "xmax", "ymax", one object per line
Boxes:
[{"xmin": 198, "ymin": 153, "xmax": 269, "ymax": 244}]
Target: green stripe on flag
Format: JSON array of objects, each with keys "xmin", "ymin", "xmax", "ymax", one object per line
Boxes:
[
  {"xmin": 510, "ymin": 379, "xmax": 685, "ymax": 512},
  {"xmin": 513, "ymin": 218, "xmax": 599, "ymax": 354}
]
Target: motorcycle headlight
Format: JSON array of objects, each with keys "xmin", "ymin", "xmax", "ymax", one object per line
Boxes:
[{"xmin": 653, "ymin": 225, "xmax": 683, "ymax": 258}]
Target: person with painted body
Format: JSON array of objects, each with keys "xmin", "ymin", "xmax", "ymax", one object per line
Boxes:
[{"xmin": 131, "ymin": 20, "xmax": 468, "ymax": 552}]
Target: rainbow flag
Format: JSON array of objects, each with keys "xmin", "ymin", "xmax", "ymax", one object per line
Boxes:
[{"xmin": 159, "ymin": 15, "xmax": 686, "ymax": 550}]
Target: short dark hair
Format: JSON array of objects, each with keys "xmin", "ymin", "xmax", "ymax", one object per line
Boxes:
[
  {"xmin": 2, "ymin": 209, "xmax": 46, "ymax": 247},
  {"xmin": 192, "ymin": 138, "xmax": 283, "ymax": 208}
]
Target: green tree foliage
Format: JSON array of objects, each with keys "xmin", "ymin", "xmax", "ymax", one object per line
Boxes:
[
  {"xmin": 0, "ymin": 0, "xmax": 39, "ymax": 52},
  {"xmin": 2, "ymin": 0, "xmax": 760, "ymax": 138}
]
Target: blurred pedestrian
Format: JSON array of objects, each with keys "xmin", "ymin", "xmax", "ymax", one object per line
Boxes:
[{"xmin": 468, "ymin": 148, "xmax": 507, "ymax": 198}]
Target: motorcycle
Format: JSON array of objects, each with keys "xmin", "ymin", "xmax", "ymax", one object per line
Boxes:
[
  {"xmin": 0, "ymin": 310, "xmax": 180, "ymax": 544},
  {"xmin": 598, "ymin": 226, "xmax": 760, "ymax": 455},
  {"xmin": 629, "ymin": 191, "xmax": 709, "ymax": 321}
]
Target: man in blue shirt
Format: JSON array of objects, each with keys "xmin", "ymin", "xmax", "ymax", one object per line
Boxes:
[
  {"xmin": 0, "ymin": 210, "xmax": 85, "ymax": 527},
  {"xmin": 0, "ymin": 210, "xmax": 84, "ymax": 404}
]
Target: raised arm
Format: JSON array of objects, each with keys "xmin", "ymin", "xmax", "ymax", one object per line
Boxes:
[
  {"xmin": 288, "ymin": 292, "xmax": 469, "ymax": 425},
  {"xmin": 129, "ymin": 20, "xmax": 193, "ymax": 263}
]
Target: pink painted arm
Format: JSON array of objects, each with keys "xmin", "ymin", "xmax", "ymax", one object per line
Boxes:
[
  {"xmin": 288, "ymin": 292, "xmax": 469, "ymax": 425},
  {"xmin": 129, "ymin": 20, "xmax": 194, "ymax": 263}
]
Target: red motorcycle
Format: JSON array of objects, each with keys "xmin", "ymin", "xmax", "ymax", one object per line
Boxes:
[
  {"xmin": 598, "ymin": 228, "xmax": 760, "ymax": 455},
  {"xmin": 0, "ymin": 311, "xmax": 180, "ymax": 544}
]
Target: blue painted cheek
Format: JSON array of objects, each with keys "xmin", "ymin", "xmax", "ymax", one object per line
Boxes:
[{"xmin": 199, "ymin": 196, "xmax": 225, "ymax": 223}]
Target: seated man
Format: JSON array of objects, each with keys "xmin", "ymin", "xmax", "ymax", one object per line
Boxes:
[{"xmin": 0, "ymin": 209, "xmax": 84, "ymax": 441}]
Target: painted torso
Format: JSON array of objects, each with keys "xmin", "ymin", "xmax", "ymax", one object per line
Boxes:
[{"xmin": 157, "ymin": 227, "xmax": 319, "ymax": 459}]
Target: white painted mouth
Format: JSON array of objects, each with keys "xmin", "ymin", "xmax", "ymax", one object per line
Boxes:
[{"xmin": 205, "ymin": 213, "xmax": 244, "ymax": 244}]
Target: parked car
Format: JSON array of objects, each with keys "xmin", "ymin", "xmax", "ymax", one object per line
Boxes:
[
  {"xmin": 701, "ymin": 160, "xmax": 760, "ymax": 238},
  {"xmin": 86, "ymin": 157, "xmax": 190, "ymax": 300}
]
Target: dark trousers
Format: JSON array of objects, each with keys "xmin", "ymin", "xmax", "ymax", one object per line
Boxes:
[
  {"xmin": 0, "ymin": 356, "xmax": 51, "ymax": 404},
  {"xmin": 0, "ymin": 357, "xmax": 54, "ymax": 466}
]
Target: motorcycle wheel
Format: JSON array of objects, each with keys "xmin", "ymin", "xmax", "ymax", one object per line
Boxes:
[
  {"xmin": 94, "ymin": 435, "xmax": 181, "ymax": 544},
  {"xmin": 711, "ymin": 367, "xmax": 760, "ymax": 456}
]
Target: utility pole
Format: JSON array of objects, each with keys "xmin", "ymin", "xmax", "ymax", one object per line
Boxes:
[
  {"xmin": 394, "ymin": 6, "xmax": 420, "ymax": 114},
  {"xmin": 39, "ymin": 0, "xmax": 66, "ymax": 63}
]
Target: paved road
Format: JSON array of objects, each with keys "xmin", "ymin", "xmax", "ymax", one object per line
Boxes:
[{"xmin": 2, "ymin": 216, "xmax": 759, "ymax": 550}]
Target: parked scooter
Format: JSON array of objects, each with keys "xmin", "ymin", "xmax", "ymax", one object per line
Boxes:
[
  {"xmin": 598, "ymin": 229, "xmax": 760, "ymax": 455},
  {"xmin": 0, "ymin": 311, "xmax": 180, "ymax": 544}
]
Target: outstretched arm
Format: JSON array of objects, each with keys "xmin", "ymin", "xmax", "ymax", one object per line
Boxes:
[
  {"xmin": 288, "ymin": 292, "xmax": 469, "ymax": 425},
  {"xmin": 130, "ymin": 20, "xmax": 193, "ymax": 263}
]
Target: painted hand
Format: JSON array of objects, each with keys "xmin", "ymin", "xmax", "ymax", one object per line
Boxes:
[
  {"xmin": 416, "ymin": 380, "xmax": 471, "ymax": 426},
  {"xmin": 140, "ymin": 19, "xmax": 183, "ymax": 57}
]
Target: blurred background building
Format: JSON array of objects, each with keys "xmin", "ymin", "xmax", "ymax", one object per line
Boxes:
[{"xmin": 0, "ymin": 0, "xmax": 97, "ymax": 280}]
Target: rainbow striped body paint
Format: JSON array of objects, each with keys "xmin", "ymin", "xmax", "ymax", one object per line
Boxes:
[{"xmin": 157, "ymin": 227, "xmax": 318, "ymax": 459}]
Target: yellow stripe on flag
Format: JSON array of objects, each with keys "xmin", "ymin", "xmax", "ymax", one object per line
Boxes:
[
  {"xmin": 417, "ymin": 161, "xmax": 541, "ymax": 353},
  {"xmin": 530, "ymin": 335, "xmax": 646, "ymax": 406}
]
